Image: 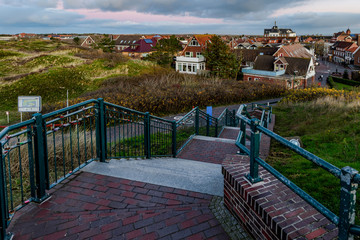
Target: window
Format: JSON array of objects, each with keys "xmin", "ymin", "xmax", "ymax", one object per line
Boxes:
[
  {"xmin": 254, "ymin": 78, "xmax": 259, "ymax": 81},
  {"xmin": 196, "ymin": 52, "xmax": 202, "ymax": 58},
  {"xmin": 185, "ymin": 52, "xmax": 193, "ymax": 57},
  {"xmin": 248, "ymin": 77, "xmax": 252, "ymax": 81},
  {"xmin": 182, "ymin": 63, "xmax": 187, "ymax": 72},
  {"xmin": 192, "ymin": 64, "xmax": 197, "ymax": 73},
  {"xmin": 189, "ymin": 39, "xmax": 200, "ymax": 46},
  {"xmin": 177, "ymin": 63, "xmax": 182, "ymax": 71},
  {"xmin": 120, "ymin": 40, "xmax": 123, "ymax": 43}
]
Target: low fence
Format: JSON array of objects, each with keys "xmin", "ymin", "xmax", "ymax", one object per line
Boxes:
[{"xmin": 234, "ymin": 104, "xmax": 360, "ymax": 239}]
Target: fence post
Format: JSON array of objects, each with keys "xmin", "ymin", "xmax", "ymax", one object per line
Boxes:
[
  {"xmin": 144, "ymin": 112, "xmax": 151, "ymax": 159},
  {"xmin": 338, "ymin": 166, "xmax": 359, "ymax": 240},
  {"xmin": 195, "ymin": 107, "xmax": 199, "ymax": 135},
  {"xmin": 172, "ymin": 121, "xmax": 177, "ymax": 157},
  {"xmin": 215, "ymin": 119, "xmax": 218, "ymax": 137},
  {"xmin": 0, "ymin": 142, "xmax": 12, "ymax": 240},
  {"xmin": 33, "ymin": 113, "xmax": 49, "ymax": 201},
  {"xmin": 206, "ymin": 115, "xmax": 210, "ymax": 136},
  {"xmin": 225, "ymin": 109, "xmax": 229, "ymax": 126},
  {"xmin": 96, "ymin": 98, "xmax": 106, "ymax": 162},
  {"xmin": 246, "ymin": 119, "xmax": 262, "ymax": 183},
  {"xmin": 240, "ymin": 119, "xmax": 246, "ymax": 154},
  {"xmin": 232, "ymin": 110, "xmax": 236, "ymax": 127}
]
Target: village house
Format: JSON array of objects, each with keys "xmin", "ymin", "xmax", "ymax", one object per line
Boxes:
[
  {"xmin": 264, "ymin": 22, "xmax": 296, "ymax": 37},
  {"xmin": 121, "ymin": 38, "xmax": 158, "ymax": 58},
  {"xmin": 175, "ymin": 34, "xmax": 213, "ymax": 74},
  {"xmin": 273, "ymin": 43, "xmax": 314, "ymax": 59},
  {"xmin": 242, "ymin": 55, "xmax": 315, "ymax": 89},
  {"xmin": 330, "ymin": 41, "xmax": 358, "ymax": 63},
  {"xmin": 113, "ymin": 35, "xmax": 142, "ymax": 52},
  {"xmin": 352, "ymin": 47, "xmax": 360, "ymax": 68},
  {"xmin": 232, "ymin": 47, "xmax": 278, "ymax": 67}
]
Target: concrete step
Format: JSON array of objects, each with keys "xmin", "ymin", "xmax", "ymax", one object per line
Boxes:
[{"xmin": 82, "ymin": 157, "xmax": 224, "ymax": 196}]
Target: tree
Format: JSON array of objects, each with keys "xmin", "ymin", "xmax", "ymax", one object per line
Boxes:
[
  {"xmin": 73, "ymin": 37, "xmax": 80, "ymax": 45},
  {"xmin": 202, "ymin": 35, "xmax": 239, "ymax": 79},
  {"xmin": 314, "ymin": 42, "xmax": 325, "ymax": 57},
  {"xmin": 144, "ymin": 35, "xmax": 182, "ymax": 66},
  {"xmin": 96, "ymin": 37, "xmax": 115, "ymax": 53}
]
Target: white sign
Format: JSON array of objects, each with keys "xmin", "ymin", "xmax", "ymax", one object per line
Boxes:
[{"xmin": 18, "ymin": 96, "xmax": 42, "ymax": 112}]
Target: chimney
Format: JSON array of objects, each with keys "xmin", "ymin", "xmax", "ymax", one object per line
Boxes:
[{"xmin": 358, "ymin": 35, "xmax": 360, "ymax": 46}]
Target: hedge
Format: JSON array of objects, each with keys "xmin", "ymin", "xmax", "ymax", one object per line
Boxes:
[{"xmin": 332, "ymin": 76, "xmax": 360, "ymax": 86}]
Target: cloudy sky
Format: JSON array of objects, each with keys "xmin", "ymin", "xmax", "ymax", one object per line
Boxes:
[{"xmin": 0, "ymin": 0, "xmax": 360, "ymax": 35}]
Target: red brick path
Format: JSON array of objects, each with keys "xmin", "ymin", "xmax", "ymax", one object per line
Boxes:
[
  {"xmin": 177, "ymin": 139, "xmax": 239, "ymax": 164},
  {"xmin": 8, "ymin": 172, "xmax": 230, "ymax": 240}
]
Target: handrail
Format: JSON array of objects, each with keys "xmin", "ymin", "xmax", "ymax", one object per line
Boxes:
[
  {"xmin": 42, "ymin": 99, "xmax": 98, "ymax": 119},
  {"xmin": 176, "ymin": 107, "xmax": 197, "ymax": 125},
  {"xmin": 0, "ymin": 119, "xmax": 35, "ymax": 140},
  {"xmin": 234, "ymin": 103, "xmax": 360, "ymax": 239}
]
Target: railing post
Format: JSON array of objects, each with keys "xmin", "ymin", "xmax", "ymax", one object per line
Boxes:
[
  {"xmin": 0, "ymin": 142, "xmax": 12, "ymax": 240},
  {"xmin": 215, "ymin": 119, "xmax": 218, "ymax": 137},
  {"xmin": 33, "ymin": 113, "xmax": 49, "ymax": 201},
  {"xmin": 172, "ymin": 121, "xmax": 177, "ymax": 157},
  {"xmin": 232, "ymin": 110, "xmax": 236, "ymax": 127},
  {"xmin": 195, "ymin": 107, "xmax": 199, "ymax": 135},
  {"xmin": 240, "ymin": 119, "xmax": 246, "ymax": 154},
  {"xmin": 144, "ymin": 112, "xmax": 151, "ymax": 159},
  {"xmin": 225, "ymin": 109, "xmax": 229, "ymax": 126},
  {"xmin": 245, "ymin": 119, "xmax": 262, "ymax": 183},
  {"xmin": 338, "ymin": 166, "xmax": 359, "ymax": 240},
  {"xmin": 206, "ymin": 115, "xmax": 210, "ymax": 136},
  {"xmin": 96, "ymin": 98, "xmax": 106, "ymax": 162}
]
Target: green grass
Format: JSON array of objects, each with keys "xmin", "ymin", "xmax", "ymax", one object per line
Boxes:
[
  {"xmin": 269, "ymin": 97, "xmax": 360, "ymax": 222},
  {"xmin": 333, "ymin": 82, "xmax": 356, "ymax": 91}
]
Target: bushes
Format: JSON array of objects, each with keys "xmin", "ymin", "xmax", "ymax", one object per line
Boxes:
[
  {"xmin": 327, "ymin": 76, "xmax": 335, "ymax": 89},
  {"xmin": 45, "ymin": 71, "xmax": 287, "ymax": 115},
  {"xmin": 332, "ymin": 76, "xmax": 360, "ymax": 86},
  {"xmin": 282, "ymin": 88, "xmax": 360, "ymax": 103}
]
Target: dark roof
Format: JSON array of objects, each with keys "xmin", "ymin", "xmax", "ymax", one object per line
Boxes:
[
  {"xmin": 232, "ymin": 48, "xmax": 277, "ymax": 63},
  {"xmin": 284, "ymin": 57, "xmax": 311, "ymax": 76},
  {"xmin": 332, "ymin": 41, "xmax": 355, "ymax": 49},
  {"xmin": 253, "ymin": 55, "xmax": 311, "ymax": 76},
  {"xmin": 122, "ymin": 38, "xmax": 158, "ymax": 53},
  {"xmin": 253, "ymin": 55, "xmax": 275, "ymax": 71},
  {"xmin": 115, "ymin": 35, "xmax": 142, "ymax": 45}
]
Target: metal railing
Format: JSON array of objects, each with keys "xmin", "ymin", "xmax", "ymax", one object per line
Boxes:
[
  {"xmin": 235, "ymin": 104, "xmax": 360, "ymax": 240},
  {"xmin": 0, "ymin": 99, "xmax": 229, "ymax": 239}
]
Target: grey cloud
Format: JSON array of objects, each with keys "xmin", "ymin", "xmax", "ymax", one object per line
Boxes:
[
  {"xmin": 1, "ymin": 0, "xmax": 58, "ymax": 8},
  {"xmin": 62, "ymin": 0, "xmax": 308, "ymax": 19}
]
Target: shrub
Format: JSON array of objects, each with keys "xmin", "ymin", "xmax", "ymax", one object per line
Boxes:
[
  {"xmin": 332, "ymin": 76, "xmax": 360, "ymax": 86},
  {"xmin": 44, "ymin": 71, "xmax": 287, "ymax": 115},
  {"xmin": 282, "ymin": 88, "xmax": 360, "ymax": 103}
]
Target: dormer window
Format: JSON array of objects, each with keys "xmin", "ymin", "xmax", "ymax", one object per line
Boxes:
[{"xmin": 189, "ymin": 39, "xmax": 200, "ymax": 46}]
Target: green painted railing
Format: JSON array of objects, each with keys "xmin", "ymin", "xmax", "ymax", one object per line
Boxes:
[
  {"xmin": 235, "ymin": 104, "xmax": 360, "ymax": 239},
  {"xmin": 0, "ymin": 99, "xmax": 230, "ymax": 239}
]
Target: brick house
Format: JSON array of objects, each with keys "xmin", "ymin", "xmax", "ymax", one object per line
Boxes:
[
  {"xmin": 242, "ymin": 55, "xmax": 315, "ymax": 89},
  {"xmin": 175, "ymin": 34, "xmax": 213, "ymax": 74},
  {"xmin": 113, "ymin": 35, "xmax": 142, "ymax": 52},
  {"xmin": 273, "ymin": 44, "xmax": 314, "ymax": 59},
  {"xmin": 121, "ymin": 38, "xmax": 158, "ymax": 58},
  {"xmin": 353, "ymin": 47, "xmax": 360, "ymax": 68},
  {"xmin": 330, "ymin": 41, "xmax": 358, "ymax": 63}
]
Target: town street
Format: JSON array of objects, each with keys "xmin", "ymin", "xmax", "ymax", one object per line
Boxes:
[{"xmin": 315, "ymin": 59, "xmax": 349, "ymax": 86}]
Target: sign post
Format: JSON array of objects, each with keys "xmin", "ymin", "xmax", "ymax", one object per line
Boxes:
[
  {"xmin": 5, "ymin": 112, "xmax": 9, "ymax": 124},
  {"xmin": 18, "ymin": 96, "xmax": 42, "ymax": 122}
]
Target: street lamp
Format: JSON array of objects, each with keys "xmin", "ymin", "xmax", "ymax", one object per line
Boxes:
[{"xmin": 293, "ymin": 70, "xmax": 298, "ymax": 89}]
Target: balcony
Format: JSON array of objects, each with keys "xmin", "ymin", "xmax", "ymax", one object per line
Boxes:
[
  {"xmin": 176, "ymin": 55, "xmax": 205, "ymax": 63},
  {"xmin": 242, "ymin": 67, "xmax": 285, "ymax": 77}
]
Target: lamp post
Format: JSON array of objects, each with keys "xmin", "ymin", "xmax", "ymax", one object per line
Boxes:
[{"xmin": 293, "ymin": 70, "xmax": 298, "ymax": 89}]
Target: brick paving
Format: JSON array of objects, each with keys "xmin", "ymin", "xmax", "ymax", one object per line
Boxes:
[
  {"xmin": 219, "ymin": 128, "xmax": 240, "ymax": 140},
  {"xmin": 8, "ymin": 172, "xmax": 230, "ymax": 240},
  {"xmin": 177, "ymin": 139, "xmax": 239, "ymax": 164}
]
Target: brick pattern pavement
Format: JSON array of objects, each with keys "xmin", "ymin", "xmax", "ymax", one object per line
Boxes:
[
  {"xmin": 177, "ymin": 139, "xmax": 239, "ymax": 164},
  {"xmin": 8, "ymin": 172, "xmax": 230, "ymax": 240},
  {"xmin": 219, "ymin": 128, "xmax": 240, "ymax": 140}
]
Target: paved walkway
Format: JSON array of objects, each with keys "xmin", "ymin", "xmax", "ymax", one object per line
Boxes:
[{"xmin": 8, "ymin": 172, "xmax": 229, "ymax": 240}]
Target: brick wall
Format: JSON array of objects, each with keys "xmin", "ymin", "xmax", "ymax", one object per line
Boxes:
[{"xmin": 222, "ymin": 155, "xmax": 338, "ymax": 239}]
